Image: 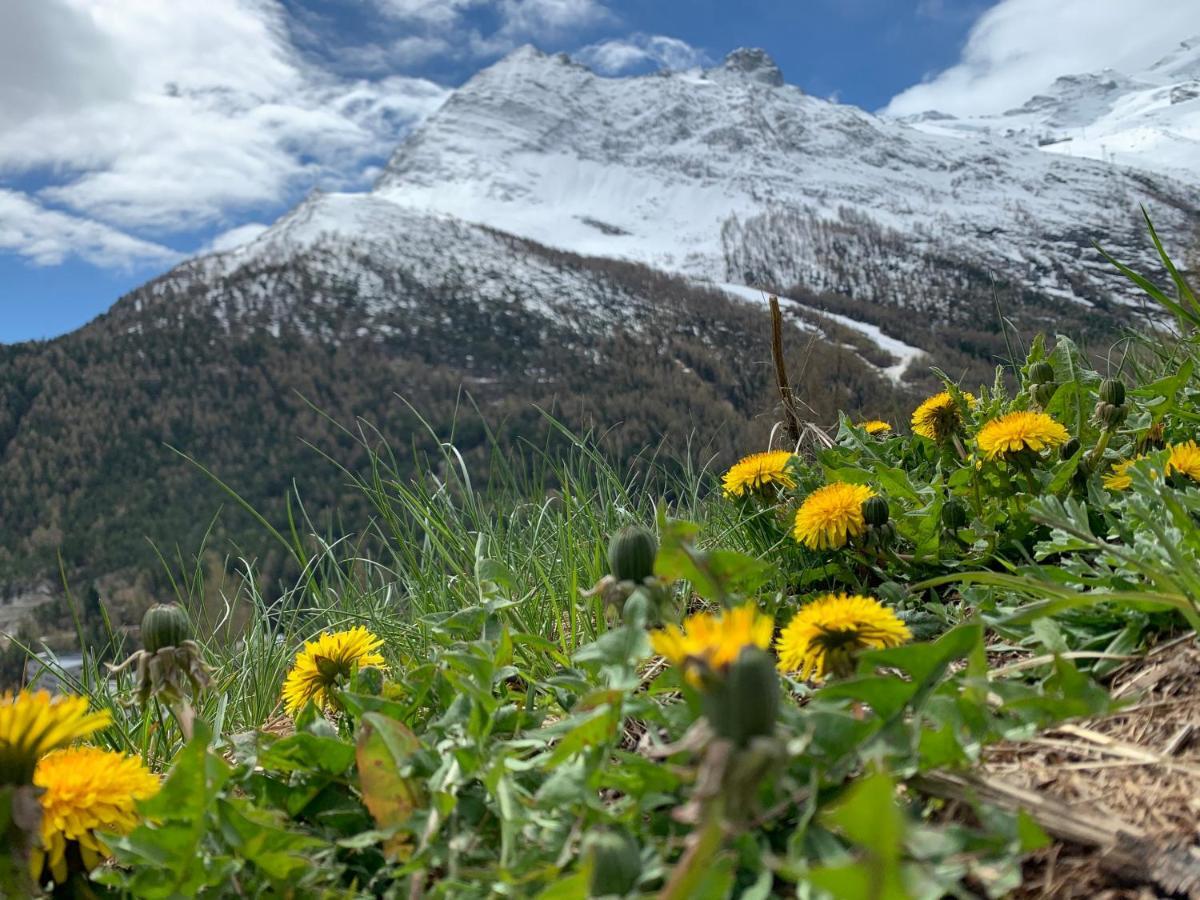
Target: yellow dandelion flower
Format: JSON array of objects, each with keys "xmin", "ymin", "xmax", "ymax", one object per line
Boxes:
[
  {"xmin": 0, "ymin": 691, "xmax": 111, "ymax": 785},
  {"xmin": 649, "ymin": 603, "xmax": 773, "ymax": 687},
  {"xmin": 721, "ymin": 450, "xmax": 796, "ymax": 497},
  {"xmin": 776, "ymin": 593, "xmax": 910, "ymax": 681},
  {"xmin": 1103, "ymin": 456, "xmax": 1145, "ymax": 491},
  {"xmin": 793, "ymin": 482, "xmax": 875, "ymax": 550},
  {"xmin": 976, "ymin": 411, "xmax": 1070, "ymax": 461},
  {"xmin": 911, "ymin": 391, "xmax": 976, "ymax": 441},
  {"xmin": 281, "ymin": 626, "xmax": 386, "ymax": 716},
  {"xmin": 859, "ymin": 420, "xmax": 892, "ymax": 435},
  {"xmin": 1166, "ymin": 440, "xmax": 1200, "ymax": 482},
  {"xmin": 31, "ymin": 746, "xmax": 159, "ymax": 886}
]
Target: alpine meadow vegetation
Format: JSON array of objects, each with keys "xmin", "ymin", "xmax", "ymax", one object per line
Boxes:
[{"xmin": 3, "ymin": 215, "xmax": 1200, "ymax": 898}]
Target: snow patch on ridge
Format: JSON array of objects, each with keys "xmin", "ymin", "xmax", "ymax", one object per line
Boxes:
[{"xmin": 717, "ymin": 283, "xmax": 926, "ymax": 384}]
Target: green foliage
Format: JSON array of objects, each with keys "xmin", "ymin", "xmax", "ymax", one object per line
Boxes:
[{"xmin": 9, "ymin": 217, "xmax": 1200, "ymax": 897}]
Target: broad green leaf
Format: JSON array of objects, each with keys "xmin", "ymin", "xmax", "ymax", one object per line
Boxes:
[
  {"xmin": 140, "ymin": 722, "xmax": 229, "ymax": 821},
  {"xmin": 823, "ymin": 770, "xmax": 902, "ymax": 861},
  {"xmin": 541, "ymin": 704, "xmax": 621, "ymax": 767},
  {"xmin": 355, "ymin": 713, "xmax": 424, "ymax": 860},
  {"xmin": 811, "ymin": 771, "xmax": 912, "ymax": 900},
  {"xmin": 917, "ymin": 724, "xmax": 971, "ymax": 770},
  {"xmin": 258, "ymin": 732, "xmax": 356, "ymax": 776},
  {"xmin": 215, "ymin": 799, "xmax": 327, "ymax": 882}
]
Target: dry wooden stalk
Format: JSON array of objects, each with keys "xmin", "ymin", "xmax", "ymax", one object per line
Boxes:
[{"xmin": 769, "ymin": 295, "xmax": 802, "ymax": 446}]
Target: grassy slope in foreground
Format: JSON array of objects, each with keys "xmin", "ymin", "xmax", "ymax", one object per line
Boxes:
[{"xmin": 6, "ymin": 218, "xmax": 1200, "ymax": 899}]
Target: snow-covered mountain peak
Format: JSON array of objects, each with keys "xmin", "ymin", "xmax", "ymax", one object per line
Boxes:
[
  {"xmin": 704, "ymin": 48, "xmax": 785, "ymax": 87},
  {"xmin": 466, "ymin": 43, "xmax": 588, "ymax": 85},
  {"xmin": 365, "ymin": 42, "xmax": 1196, "ymax": 305},
  {"xmin": 1148, "ymin": 37, "xmax": 1200, "ymax": 81},
  {"xmin": 1003, "ymin": 70, "xmax": 1138, "ymax": 128},
  {"xmin": 904, "ymin": 39, "xmax": 1200, "ymax": 184},
  {"xmin": 192, "ymin": 38, "xmax": 1200, "ymax": 345}
]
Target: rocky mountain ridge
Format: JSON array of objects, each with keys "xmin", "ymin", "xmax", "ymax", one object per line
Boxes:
[{"xmin": 903, "ymin": 38, "xmax": 1200, "ymax": 187}]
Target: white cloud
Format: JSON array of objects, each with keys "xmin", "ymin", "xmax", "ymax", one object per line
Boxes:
[
  {"xmin": 362, "ymin": 0, "xmax": 614, "ymax": 66},
  {"xmin": 575, "ymin": 34, "xmax": 707, "ymax": 74},
  {"xmin": 386, "ymin": 35, "xmax": 455, "ymax": 66},
  {"xmin": 372, "ymin": 0, "xmax": 482, "ymax": 27},
  {"xmin": 886, "ymin": 0, "xmax": 1200, "ymax": 116},
  {"xmin": 0, "ymin": 0, "xmax": 625, "ymax": 270},
  {"xmin": 496, "ymin": 0, "xmax": 613, "ymax": 38},
  {"xmin": 0, "ymin": 0, "xmax": 449, "ymax": 267},
  {"xmin": 0, "ymin": 190, "xmax": 179, "ymax": 268},
  {"xmin": 200, "ymin": 222, "xmax": 271, "ymax": 255},
  {"xmin": 372, "ymin": 0, "xmax": 610, "ymax": 37}
]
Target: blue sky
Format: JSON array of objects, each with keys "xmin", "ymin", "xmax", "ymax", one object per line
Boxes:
[{"xmin": 1, "ymin": 0, "xmax": 1194, "ymax": 343}]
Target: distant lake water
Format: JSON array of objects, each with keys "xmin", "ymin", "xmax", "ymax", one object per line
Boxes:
[{"xmin": 25, "ymin": 652, "xmax": 86, "ymax": 691}]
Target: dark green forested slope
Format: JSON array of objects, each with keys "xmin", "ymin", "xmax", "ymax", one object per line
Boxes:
[{"xmin": 0, "ymin": 248, "xmax": 911, "ymax": 624}]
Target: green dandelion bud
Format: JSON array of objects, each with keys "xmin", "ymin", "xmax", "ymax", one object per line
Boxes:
[
  {"xmin": 1029, "ymin": 361, "xmax": 1055, "ymax": 385},
  {"xmin": 607, "ymin": 526, "xmax": 657, "ymax": 583},
  {"xmin": 1095, "ymin": 401, "xmax": 1128, "ymax": 429},
  {"xmin": 141, "ymin": 604, "xmax": 191, "ymax": 653},
  {"xmin": 583, "ymin": 829, "xmax": 642, "ymax": 898},
  {"xmin": 940, "ymin": 498, "xmax": 969, "ymax": 530},
  {"xmin": 861, "ymin": 495, "xmax": 890, "ymax": 527},
  {"xmin": 1034, "ymin": 381, "xmax": 1058, "ymax": 408},
  {"xmin": 702, "ymin": 646, "xmax": 779, "ymax": 746},
  {"xmin": 1099, "ymin": 378, "xmax": 1126, "ymax": 406}
]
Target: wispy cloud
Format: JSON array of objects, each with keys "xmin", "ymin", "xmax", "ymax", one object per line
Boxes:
[
  {"xmin": 886, "ymin": 0, "xmax": 1200, "ymax": 115},
  {"xmin": 574, "ymin": 33, "xmax": 708, "ymax": 74},
  {"xmin": 0, "ymin": 0, "xmax": 633, "ymax": 270},
  {"xmin": 0, "ymin": 0, "xmax": 448, "ymax": 268},
  {"xmin": 372, "ymin": 0, "xmax": 484, "ymax": 27},
  {"xmin": 497, "ymin": 0, "xmax": 614, "ymax": 38},
  {"xmin": 0, "ymin": 190, "xmax": 179, "ymax": 269},
  {"xmin": 200, "ymin": 222, "xmax": 271, "ymax": 255},
  {"xmin": 360, "ymin": 0, "xmax": 615, "ymax": 68}
]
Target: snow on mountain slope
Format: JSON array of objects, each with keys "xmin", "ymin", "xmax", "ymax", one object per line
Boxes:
[
  {"xmin": 359, "ymin": 45, "xmax": 1199, "ymax": 312},
  {"xmin": 150, "ymin": 43, "xmax": 1199, "ymax": 383},
  {"xmin": 128, "ymin": 191, "xmax": 672, "ymax": 339},
  {"xmin": 717, "ymin": 283, "xmax": 925, "ymax": 383},
  {"xmin": 124, "ymin": 188, "xmax": 918, "ymax": 384},
  {"xmin": 903, "ymin": 39, "xmax": 1200, "ymax": 185}
]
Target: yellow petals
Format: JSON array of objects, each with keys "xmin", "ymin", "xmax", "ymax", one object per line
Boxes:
[
  {"xmin": 976, "ymin": 411, "xmax": 1070, "ymax": 460},
  {"xmin": 649, "ymin": 603, "xmax": 773, "ymax": 687},
  {"xmin": 776, "ymin": 594, "xmax": 910, "ymax": 681},
  {"xmin": 793, "ymin": 483, "xmax": 875, "ymax": 550},
  {"xmin": 0, "ymin": 691, "xmax": 111, "ymax": 785},
  {"xmin": 911, "ymin": 391, "xmax": 976, "ymax": 441},
  {"xmin": 721, "ymin": 450, "xmax": 796, "ymax": 498},
  {"xmin": 33, "ymin": 746, "xmax": 158, "ymax": 884},
  {"xmin": 1103, "ymin": 456, "xmax": 1144, "ymax": 491},
  {"xmin": 1166, "ymin": 440, "xmax": 1200, "ymax": 481},
  {"xmin": 282, "ymin": 626, "xmax": 386, "ymax": 717}
]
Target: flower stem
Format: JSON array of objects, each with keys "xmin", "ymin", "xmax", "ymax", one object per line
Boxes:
[
  {"xmin": 1088, "ymin": 427, "xmax": 1113, "ymax": 468},
  {"xmin": 661, "ymin": 802, "xmax": 726, "ymax": 900},
  {"xmin": 951, "ymin": 433, "xmax": 969, "ymax": 462}
]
